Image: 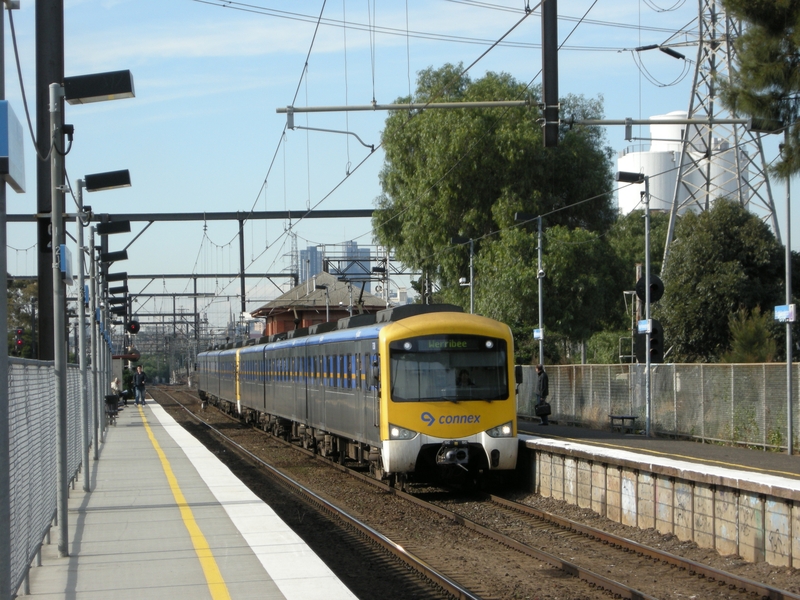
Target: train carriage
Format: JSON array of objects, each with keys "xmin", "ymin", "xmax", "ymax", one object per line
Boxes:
[{"xmin": 198, "ymin": 304, "xmax": 519, "ymax": 484}]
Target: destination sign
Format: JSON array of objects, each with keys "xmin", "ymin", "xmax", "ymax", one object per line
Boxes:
[{"xmin": 391, "ymin": 335, "xmax": 500, "ymax": 353}]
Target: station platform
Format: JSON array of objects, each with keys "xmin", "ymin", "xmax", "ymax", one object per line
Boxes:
[
  {"xmin": 517, "ymin": 418, "xmax": 800, "ymax": 568},
  {"xmin": 517, "ymin": 418, "xmax": 800, "ymax": 482},
  {"xmin": 25, "ymin": 400, "xmax": 356, "ymax": 599}
]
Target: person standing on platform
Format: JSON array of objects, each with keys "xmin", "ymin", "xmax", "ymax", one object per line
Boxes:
[
  {"xmin": 535, "ymin": 364, "xmax": 550, "ymax": 426},
  {"xmin": 133, "ymin": 365, "xmax": 147, "ymax": 406}
]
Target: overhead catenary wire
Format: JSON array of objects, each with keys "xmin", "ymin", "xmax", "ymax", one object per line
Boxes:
[
  {"xmin": 192, "ymin": 0, "xmax": 691, "ymax": 44},
  {"xmin": 190, "ymin": 0, "xmax": 540, "ymax": 311},
  {"xmin": 176, "ymin": 1, "xmax": 705, "ymax": 325}
]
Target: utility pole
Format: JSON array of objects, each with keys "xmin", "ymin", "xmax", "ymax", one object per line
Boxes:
[{"xmin": 36, "ymin": 0, "xmax": 64, "ymax": 360}]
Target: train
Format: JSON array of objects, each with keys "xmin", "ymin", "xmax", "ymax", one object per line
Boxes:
[{"xmin": 197, "ymin": 304, "xmax": 521, "ymax": 486}]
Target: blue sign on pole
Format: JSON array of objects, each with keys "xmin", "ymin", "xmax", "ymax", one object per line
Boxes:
[
  {"xmin": 774, "ymin": 304, "xmax": 796, "ymax": 323},
  {"xmin": 0, "ymin": 101, "xmax": 25, "ymax": 192}
]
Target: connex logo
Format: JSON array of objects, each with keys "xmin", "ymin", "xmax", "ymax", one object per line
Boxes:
[{"xmin": 420, "ymin": 411, "xmax": 481, "ymax": 427}]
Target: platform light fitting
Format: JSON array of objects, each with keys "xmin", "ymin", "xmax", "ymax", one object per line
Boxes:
[
  {"xmin": 99, "ymin": 250, "xmax": 127, "ymax": 263},
  {"xmin": 110, "ymin": 306, "xmax": 127, "ymax": 316},
  {"xmin": 615, "ymin": 171, "xmax": 646, "ymax": 184},
  {"xmin": 106, "ymin": 272, "xmax": 127, "ymax": 282},
  {"xmin": 109, "ymin": 285, "xmax": 128, "ymax": 295},
  {"xmin": 85, "ymin": 169, "xmax": 131, "ymax": 192},
  {"xmin": 96, "ymin": 220, "xmax": 131, "ymax": 236},
  {"xmin": 63, "ymin": 70, "xmax": 135, "ymax": 105},
  {"xmin": 107, "ymin": 297, "xmax": 127, "ymax": 305}
]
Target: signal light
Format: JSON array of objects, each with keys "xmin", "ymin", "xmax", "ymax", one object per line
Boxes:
[
  {"xmin": 14, "ymin": 328, "xmax": 23, "ymax": 354},
  {"xmin": 649, "ymin": 319, "xmax": 664, "ymax": 364},
  {"xmin": 126, "ymin": 320, "xmax": 140, "ymax": 334}
]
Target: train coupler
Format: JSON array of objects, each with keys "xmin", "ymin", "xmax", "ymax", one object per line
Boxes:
[{"xmin": 436, "ymin": 440, "xmax": 470, "ymax": 471}]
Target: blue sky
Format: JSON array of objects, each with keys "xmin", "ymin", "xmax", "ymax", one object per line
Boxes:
[{"xmin": 2, "ymin": 0, "xmax": 791, "ymax": 331}]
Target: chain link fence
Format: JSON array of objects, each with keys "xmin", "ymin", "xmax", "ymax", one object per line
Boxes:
[
  {"xmin": 517, "ymin": 363, "xmax": 799, "ymax": 451},
  {"xmin": 8, "ymin": 359, "xmax": 90, "ymax": 597}
]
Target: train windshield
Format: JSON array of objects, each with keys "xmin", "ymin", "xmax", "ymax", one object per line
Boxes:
[{"xmin": 389, "ymin": 335, "xmax": 508, "ymax": 402}]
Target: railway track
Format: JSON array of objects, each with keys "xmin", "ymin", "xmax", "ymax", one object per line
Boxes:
[{"xmin": 153, "ymin": 386, "xmax": 800, "ymax": 600}]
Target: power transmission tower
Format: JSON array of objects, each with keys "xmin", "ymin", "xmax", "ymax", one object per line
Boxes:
[
  {"xmin": 663, "ymin": 0, "xmax": 779, "ymax": 266},
  {"xmin": 288, "ymin": 228, "xmax": 299, "ymax": 286}
]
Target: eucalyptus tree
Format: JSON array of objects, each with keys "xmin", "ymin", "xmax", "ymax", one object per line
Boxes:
[
  {"xmin": 373, "ymin": 63, "xmax": 617, "ymax": 347},
  {"xmin": 657, "ymin": 199, "xmax": 783, "ymax": 362}
]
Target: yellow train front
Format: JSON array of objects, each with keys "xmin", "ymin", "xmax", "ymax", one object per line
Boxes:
[
  {"xmin": 377, "ymin": 309, "xmax": 519, "ymax": 484},
  {"xmin": 198, "ymin": 304, "xmax": 519, "ymax": 486}
]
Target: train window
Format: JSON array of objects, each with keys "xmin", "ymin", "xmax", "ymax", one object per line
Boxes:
[
  {"xmin": 325, "ymin": 355, "xmax": 331, "ymax": 387},
  {"xmin": 334, "ymin": 355, "xmax": 340, "ymax": 388},
  {"xmin": 388, "ymin": 335, "xmax": 509, "ymax": 402},
  {"xmin": 355, "ymin": 353, "xmax": 362, "ymax": 390},
  {"xmin": 346, "ymin": 354, "xmax": 352, "ymax": 389}
]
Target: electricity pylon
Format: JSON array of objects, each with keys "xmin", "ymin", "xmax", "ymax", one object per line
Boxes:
[{"xmin": 663, "ymin": 0, "xmax": 779, "ymax": 267}]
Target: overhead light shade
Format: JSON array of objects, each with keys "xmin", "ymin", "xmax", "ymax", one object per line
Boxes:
[
  {"xmin": 615, "ymin": 171, "xmax": 646, "ymax": 184},
  {"xmin": 106, "ymin": 271, "xmax": 127, "ymax": 282},
  {"xmin": 109, "ymin": 306, "xmax": 127, "ymax": 316},
  {"xmin": 85, "ymin": 169, "xmax": 131, "ymax": 192},
  {"xmin": 749, "ymin": 117, "xmax": 784, "ymax": 134},
  {"xmin": 63, "ymin": 70, "xmax": 135, "ymax": 105},
  {"xmin": 100, "ymin": 250, "xmax": 127, "ymax": 263},
  {"xmin": 109, "ymin": 284, "xmax": 128, "ymax": 295},
  {"xmin": 107, "ymin": 297, "xmax": 127, "ymax": 305},
  {"xmin": 97, "ymin": 220, "xmax": 131, "ymax": 235}
]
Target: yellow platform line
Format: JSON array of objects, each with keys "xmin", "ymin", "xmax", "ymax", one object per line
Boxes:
[{"xmin": 139, "ymin": 405, "xmax": 232, "ymax": 600}]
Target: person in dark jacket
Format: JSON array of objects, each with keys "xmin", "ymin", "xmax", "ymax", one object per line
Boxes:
[
  {"xmin": 133, "ymin": 365, "xmax": 147, "ymax": 406},
  {"xmin": 535, "ymin": 364, "xmax": 550, "ymax": 425}
]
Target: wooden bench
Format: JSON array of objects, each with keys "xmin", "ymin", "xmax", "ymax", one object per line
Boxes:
[{"xmin": 609, "ymin": 415, "xmax": 638, "ymax": 434}]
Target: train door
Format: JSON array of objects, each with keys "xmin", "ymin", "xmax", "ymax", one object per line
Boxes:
[
  {"xmin": 234, "ymin": 348, "xmax": 242, "ymax": 414},
  {"xmin": 360, "ymin": 339, "xmax": 380, "ymax": 445}
]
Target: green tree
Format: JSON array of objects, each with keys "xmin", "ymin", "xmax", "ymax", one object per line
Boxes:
[
  {"xmin": 7, "ymin": 279, "xmax": 37, "ymax": 358},
  {"xmin": 476, "ymin": 225, "xmax": 625, "ymax": 363},
  {"xmin": 720, "ymin": 0, "xmax": 800, "ymax": 177},
  {"xmin": 607, "ymin": 209, "xmax": 671, "ymax": 280},
  {"xmin": 721, "ymin": 306, "xmax": 777, "ymax": 363},
  {"xmin": 373, "ymin": 63, "xmax": 616, "ymax": 348},
  {"xmin": 657, "ymin": 199, "xmax": 783, "ymax": 362}
]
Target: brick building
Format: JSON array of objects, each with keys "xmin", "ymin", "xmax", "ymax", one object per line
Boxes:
[{"xmin": 251, "ymin": 272, "xmax": 386, "ymax": 337}]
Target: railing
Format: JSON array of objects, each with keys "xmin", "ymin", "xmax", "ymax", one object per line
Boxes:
[
  {"xmin": 517, "ymin": 363, "xmax": 799, "ymax": 451},
  {"xmin": 7, "ymin": 359, "xmax": 91, "ymax": 598}
]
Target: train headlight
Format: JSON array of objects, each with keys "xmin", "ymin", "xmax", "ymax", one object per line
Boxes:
[
  {"xmin": 486, "ymin": 421, "xmax": 514, "ymax": 438},
  {"xmin": 389, "ymin": 424, "xmax": 417, "ymax": 440},
  {"xmin": 485, "ymin": 340, "xmax": 494, "ymax": 349}
]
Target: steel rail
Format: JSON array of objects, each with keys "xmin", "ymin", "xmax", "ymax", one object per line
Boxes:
[
  {"xmin": 488, "ymin": 494, "xmax": 800, "ymax": 600},
  {"xmin": 164, "ymin": 390, "xmax": 656, "ymax": 599},
  {"xmin": 158, "ymin": 389, "xmax": 480, "ymax": 600},
  {"xmin": 164, "ymin": 388, "xmax": 800, "ymax": 600}
]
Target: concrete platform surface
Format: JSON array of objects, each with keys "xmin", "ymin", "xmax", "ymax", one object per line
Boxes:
[{"xmin": 24, "ymin": 400, "xmax": 356, "ymax": 600}]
